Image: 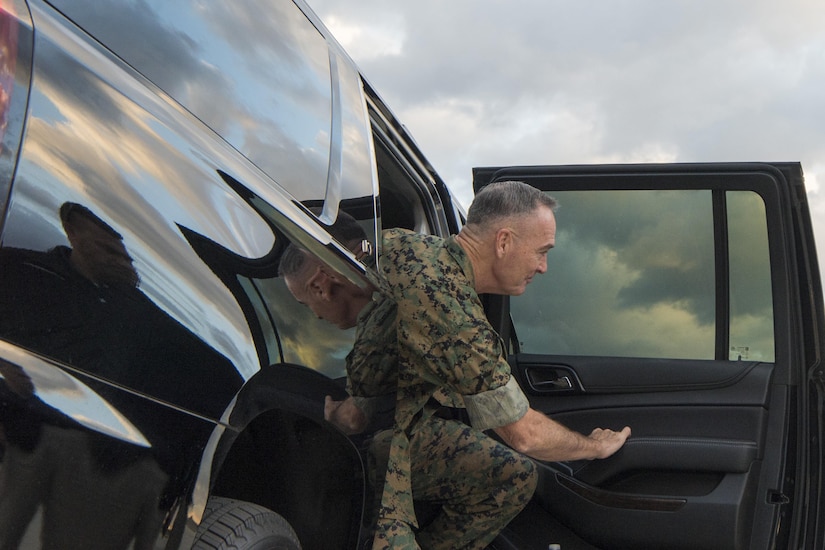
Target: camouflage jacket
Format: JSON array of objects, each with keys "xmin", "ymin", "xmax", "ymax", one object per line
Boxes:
[
  {"xmin": 346, "ymin": 291, "xmax": 398, "ymax": 428},
  {"xmin": 377, "ymin": 228, "xmax": 529, "ymax": 526}
]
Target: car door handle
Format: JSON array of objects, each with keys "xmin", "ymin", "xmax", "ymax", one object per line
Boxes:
[
  {"xmin": 532, "ymin": 375, "xmax": 572, "ymax": 389},
  {"xmin": 524, "ymin": 366, "xmax": 580, "ymax": 393}
]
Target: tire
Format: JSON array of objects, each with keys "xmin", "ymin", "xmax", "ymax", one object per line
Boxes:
[{"xmin": 192, "ymin": 497, "xmax": 301, "ymax": 550}]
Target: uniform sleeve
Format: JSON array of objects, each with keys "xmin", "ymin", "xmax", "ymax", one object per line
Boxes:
[
  {"xmin": 346, "ymin": 296, "xmax": 398, "ymax": 399},
  {"xmin": 463, "ymin": 376, "xmax": 529, "ymax": 430}
]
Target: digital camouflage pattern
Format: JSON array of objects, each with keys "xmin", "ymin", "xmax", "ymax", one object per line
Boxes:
[
  {"xmin": 372, "ymin": 416, "xmax": 536, "ymax": 549},
  {"xmin": 372, "ymin": 228, "xmax": 537, "ymax": 549},
  {"xmin": 347, "ymin": 292, "xmax": 398, "ymax": 422}
]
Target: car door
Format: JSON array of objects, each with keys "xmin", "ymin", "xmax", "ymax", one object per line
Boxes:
[{"xmin": 474, "ymin": 163, "xmax": 824, "ymax": 550}]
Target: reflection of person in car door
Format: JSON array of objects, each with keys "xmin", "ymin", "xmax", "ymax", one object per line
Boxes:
[
  {"xmin": 280, "ymin": 211, "xmax": 537, "ymax": 549},
  {"xmin": 0, "ymin": 203, "xmax": 166, "ymax": 550},
  {"xmin": 59, "ymin": 202, "xmax": 141, "ymax": 290},
  {"xmin": 279, "ymin": 213, "xmax": 397, "ymax": 539},
  {"xmin": 0, "ymin": 202, "xmax": 241, "ymax": 549}
]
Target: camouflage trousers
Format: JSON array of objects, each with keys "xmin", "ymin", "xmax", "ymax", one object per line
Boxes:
[{"xmin": 369, "ymin": 415, "xmax": 538, "ymax": 550}]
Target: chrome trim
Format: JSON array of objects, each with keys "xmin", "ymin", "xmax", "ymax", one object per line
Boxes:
[{"xmin": 0, "ymin": 339, "xmax": 150, "ymax": 447}]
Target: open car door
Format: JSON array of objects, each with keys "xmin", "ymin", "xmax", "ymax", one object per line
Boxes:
[{"xmin": 474, "ymin": 163, "xmax": 824, "ymax": 550}]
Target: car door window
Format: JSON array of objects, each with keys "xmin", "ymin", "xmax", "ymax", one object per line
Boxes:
[
  {"xmin": 48, "ymin": 0, "xmax": 377, "ymax": 246},
  {"xmin": 511, "ymin": 189, "xmax": 774, "ymax": 361}
]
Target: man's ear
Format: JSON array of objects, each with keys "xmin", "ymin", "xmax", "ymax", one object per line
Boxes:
[
  {"xmin": 494, "ymin": 228, "xmax": 514, "ymax": 258},
  {"xmin": 306, "ymin": 267, "xmax": 335, "ymax": 301}
]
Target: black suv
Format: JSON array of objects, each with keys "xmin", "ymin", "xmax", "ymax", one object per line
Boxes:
[{"xmin": 0, "ymin": 1, "xmax": 822, "ymax": 549}]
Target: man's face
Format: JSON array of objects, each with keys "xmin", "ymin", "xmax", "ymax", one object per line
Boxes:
[
  {"xmin": 284, "ymin": 267, "xmax": 355, "ymax": 330},
  {"xmin": 494, "ymin": 205, "xmax": 556, "ymax": 296},
  {"xmin": 66, "ymin": 214, "xmax": 138, "ymax": 288}
]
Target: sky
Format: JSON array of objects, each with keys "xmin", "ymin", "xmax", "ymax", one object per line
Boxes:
[{"xmin": 309, "ymin": 0, "xmax": 825, "ymax": 286}]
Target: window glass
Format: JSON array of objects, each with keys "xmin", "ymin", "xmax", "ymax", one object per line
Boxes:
[
  {"xmin": 727, "ymin": 191, "xmax": 774, "ymax": 361},
  {"xmin": 49, "ymin": 0, "xmax": 376, "ymax": 228},
  {"xmin": 511, "ymin": 189, "xmax": 716, "ymax": 359},
  {"xmin": 250, "ymin": 276, "xmax": 353, "ymax": 378}
]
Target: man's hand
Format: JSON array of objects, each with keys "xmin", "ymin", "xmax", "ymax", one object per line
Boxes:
[
  {"xmin": 324, "ymin": 395, "xmax": 368, "ymax": 435},
  {"xmin": 495, "ymin": 408, "xmax": 631, "ymax": 462},
  {"xmin": 586, "ymin": 426, "xmax": 632, "ymax": 459}
]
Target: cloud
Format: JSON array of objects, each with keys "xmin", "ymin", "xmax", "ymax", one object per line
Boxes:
[
  {"xmin": 509, "ymin": 187, "xmax": 775, "ymax": 361},
  {"xmin": 311, "ymin": 0, "xmax": 825, "ymax": 279}
]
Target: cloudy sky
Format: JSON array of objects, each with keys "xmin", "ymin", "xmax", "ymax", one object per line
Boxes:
[{"xmin": 309, "ymin": 0, "xmax": 825, "ymax": 283}]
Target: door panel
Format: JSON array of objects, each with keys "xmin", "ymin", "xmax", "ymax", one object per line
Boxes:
[
  {"xmin": 518, "ymin": 358, "xmax": 771, "ymax": 549},
  {"xmin": 474, "ymin": 163, "xmax": 802, "ymax": 549}
]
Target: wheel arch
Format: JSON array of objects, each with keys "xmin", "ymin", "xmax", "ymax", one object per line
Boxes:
[{"xmin": 197, "ymin": 363, "xmax": 367, "ymax": 549}]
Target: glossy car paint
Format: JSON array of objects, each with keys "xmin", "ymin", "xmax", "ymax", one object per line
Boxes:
[{"xmin": 0, "ymin": 0, "xmax": 388, "ymax": 547}]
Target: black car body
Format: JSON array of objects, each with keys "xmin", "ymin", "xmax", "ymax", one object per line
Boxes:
[{"xmin": 0, "ymin": 1, "xmax": 822, "ymax": 549}]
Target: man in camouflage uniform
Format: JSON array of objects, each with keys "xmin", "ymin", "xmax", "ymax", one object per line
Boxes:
[
  {"xmin": 372, "ymin": 181, "xmax": 632, "ymax": 549},
  {"xmin": 281, "ymin": 213, "xmax": 536, "ymax": 548}
]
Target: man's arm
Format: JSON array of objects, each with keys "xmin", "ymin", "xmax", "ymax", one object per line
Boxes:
[{"xmin": 494, "ymin": 407, "xmax": 631, "ymax": 462}]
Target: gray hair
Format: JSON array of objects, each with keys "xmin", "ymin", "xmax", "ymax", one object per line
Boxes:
[
  {"xmin": 278, "ymin": 242, "xmax": 312, "ymax": 279},
  {"xmin": 465, "ymin": 181, "xmax": 557, "ymax": 228}
]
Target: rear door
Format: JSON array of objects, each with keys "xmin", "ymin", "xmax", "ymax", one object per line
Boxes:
[{"xmin": 474, "ymin": 163, "xmax": 824, "ymax": 550}]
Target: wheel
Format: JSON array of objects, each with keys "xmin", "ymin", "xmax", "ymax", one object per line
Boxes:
[{"xmin": 192, "ymin": 497, "xmax": 301, "ymax": 550}]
